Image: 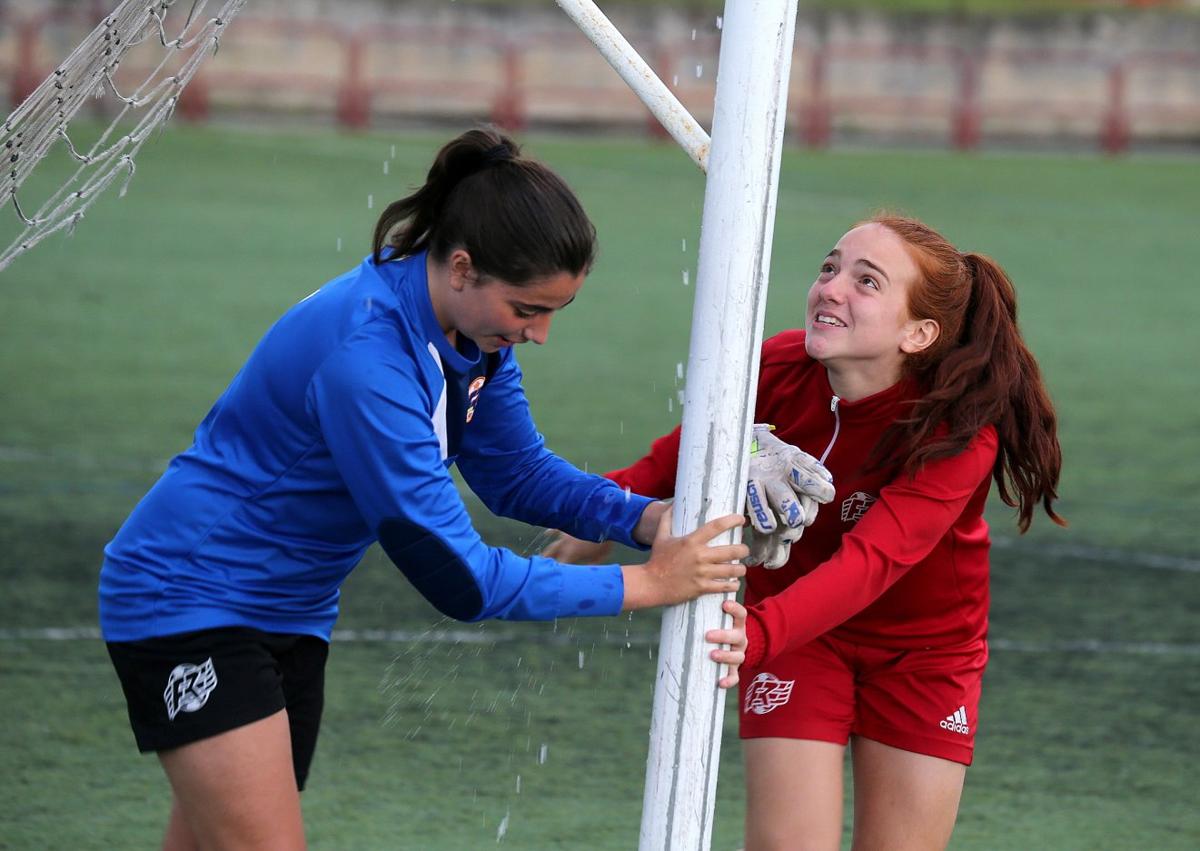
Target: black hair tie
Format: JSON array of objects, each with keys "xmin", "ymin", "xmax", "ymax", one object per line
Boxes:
[{"xmin": 481, "ymin": 144, "xmax": 513, "ymax": 165}]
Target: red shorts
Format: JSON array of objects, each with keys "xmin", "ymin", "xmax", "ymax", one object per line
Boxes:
[{"xmin": 738, "ymin": 633, "xmax": 988, "ymax": 765}]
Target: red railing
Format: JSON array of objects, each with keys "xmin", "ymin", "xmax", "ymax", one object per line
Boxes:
[{"xmin": 4, "ymin": 10, "xmax": 1198, "ymax": 154}]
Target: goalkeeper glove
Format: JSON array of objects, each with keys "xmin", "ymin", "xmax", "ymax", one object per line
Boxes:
[{"xmin": 745, "ymin": 424, "xmax": 835, "ymax": 568}]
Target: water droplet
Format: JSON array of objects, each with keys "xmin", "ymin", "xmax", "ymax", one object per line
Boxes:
[
  {"xmin": 367, "ymin": 193, "xmax": 374, "ymax": 209},
  {"xmin": 337, "ymin": 237, "xmax": 343, "ymax": 252},
  {"xmin": 383, "ymin": 160, "xmax": 389, "ymax": 175},
  {"xmin": 672, "ymin": 74, "xmax": 679, "ymax": 86},
  {"xmin": 681, "ymin": 237, "xmax": 687, "ymax": 253},
  {"xmin": 390, "ymin": 144, "xmax": 396, "ymax": 158},
  {"xmin": 619, "ymin": 420, "xmax": 624, "ymax": 435},
  {"xmin": 696, "ymin": 64, "xmax": 703, "ymax": 78},
  {"xmin": 623, "ymin": 485, "xmax": 631, "ymax": 502},
  {"xmin": 682, "ymin": 269, "xmax": 690, "ymax": 287},
  {"xmin": 668, "ymin": 397, "xmax": 674, "ymax": 412},
  {"xmin": 716, "ymin": 15, "xmax": 723, "ymax": 29},
  {"xmin": 578, "ymin": 651, "xmax": 585, "ymax": 669},
  {"xmin": 538, "ymin": 743, "xmax": 549, "ymax": 764},
  {"xmin": 676, "ymin": 362, "xmax": 684, "ymax": 380},
  {"xmin": 496, "ymin": 809, "xmax": 510, "ymax": 842},
  {"xmin": 515, "ymin": 774, "xmax": 522, "ymax": 794},
  {"xmin": 691, "ymin": 28, "xmax": 697, "ymax": 40}
]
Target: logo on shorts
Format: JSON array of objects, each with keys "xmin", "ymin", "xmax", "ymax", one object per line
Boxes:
[
  {"xmin": 744, "ymin": 672, "xmax": 795, "ymax": 715},
  {"xmin": 940, "ymin": 705, "xmax": 971, "ymax": 735},
  {"xmin": 164, "ymin": 658, "xmax": 218, "ymax": 721},
  {"xmin": 840, "ymin": 491, "xmax": 876, "ymax": 523}
]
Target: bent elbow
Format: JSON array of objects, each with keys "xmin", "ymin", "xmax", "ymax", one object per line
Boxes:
[{"xmin": 378, "ymin": 517, "xmax": 485, "ymax": 621}]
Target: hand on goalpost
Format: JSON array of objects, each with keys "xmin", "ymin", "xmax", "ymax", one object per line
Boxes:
[{"xmin": 744, "ymin": 424, "xmax": 835, "ymax": 568}]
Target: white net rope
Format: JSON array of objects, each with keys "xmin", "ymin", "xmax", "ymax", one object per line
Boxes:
[{"xmin": 0, "ymin": 0, "xmax": 247, "ymax": 273}]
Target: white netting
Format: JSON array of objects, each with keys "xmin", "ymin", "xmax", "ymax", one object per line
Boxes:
[{"xmin": 0, "ymin": 0, "xmax": 247, "ymax": 273}]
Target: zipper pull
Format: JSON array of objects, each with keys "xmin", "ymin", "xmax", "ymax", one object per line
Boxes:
[{"xmin": 819, "ymin": 396, "xmax": 842, "ymax": 465}]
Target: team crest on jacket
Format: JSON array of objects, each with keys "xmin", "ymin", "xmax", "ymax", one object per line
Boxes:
[
  {"xmin": 840, "ymin": 491, "xmax": 877, "ymax": 523},
  {"xmin": 744, "ymin": 672, "xmax": 795, "ymax": 715},
  {"xmin": 164, "ymin": 658, "xmax": 218, "ymax": 720},
  {"xmin": 466, "ymin": 376, "xmax": 487, "ymax": 423}
]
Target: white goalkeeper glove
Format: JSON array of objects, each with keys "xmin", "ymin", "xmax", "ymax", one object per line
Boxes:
[{"xmin": 745, "ymin": 424, "xmax": 835, "ymax": 569}]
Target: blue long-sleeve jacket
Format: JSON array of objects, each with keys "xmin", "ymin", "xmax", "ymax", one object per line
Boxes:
[{"xmin": 99, "ymin": 252, "xmax": 652, "ymax": 642}]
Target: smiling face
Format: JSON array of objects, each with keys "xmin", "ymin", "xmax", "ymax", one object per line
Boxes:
[
  {"xmin": 439, "ymin": 250, "xmax": 584, "ymax": 354},
  {"xmin": 804, "ymin": 222, "xmax": 940, "ymax": 399}
]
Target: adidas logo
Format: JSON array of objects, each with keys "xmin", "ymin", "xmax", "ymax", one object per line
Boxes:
[{"xmin": 939, "ymin": 705, "xmax": 970, "ymax": 735}]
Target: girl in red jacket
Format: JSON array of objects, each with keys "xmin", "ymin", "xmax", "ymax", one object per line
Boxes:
[{"xmin": 548, "ymin": 214, "xmax": 1064, "ymax": 850}]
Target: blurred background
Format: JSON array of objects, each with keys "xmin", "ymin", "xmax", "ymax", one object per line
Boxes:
[
  {"xmin": 1, "ymin": 1, "xmax": 1197, "ymax": 849},
  {"xmin": 4, "ymin": 0, "xmax": 1200, "ymax": 152}
]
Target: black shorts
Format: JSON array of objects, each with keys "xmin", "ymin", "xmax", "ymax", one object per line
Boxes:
[{"xmin": 106, "ymin": 627, "xmax": 329, "ymax": 790}]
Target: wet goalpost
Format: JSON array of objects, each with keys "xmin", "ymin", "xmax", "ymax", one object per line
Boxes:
[
  {"xmin": 555, "ymin": 2, "xmax": 800, "ymax": 848},
  {"xmin": 1, "ymin": 0, "xmax": 800, "ymax": 847}
]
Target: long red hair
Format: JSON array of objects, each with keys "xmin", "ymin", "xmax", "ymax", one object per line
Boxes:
[{"xmin": 870, "ymin": 214, "xmax": 1065, "ymax": 533}]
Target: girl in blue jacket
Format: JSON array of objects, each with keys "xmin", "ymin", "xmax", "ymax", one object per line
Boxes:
[{"xmin": 101, "ymin": 126, "xmax": 748, "ymax": 850}]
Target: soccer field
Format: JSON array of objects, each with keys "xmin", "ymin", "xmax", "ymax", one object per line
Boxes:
[{"xmin": 1, "ymin": 125, "xmax": 1197, "ymax": 849}]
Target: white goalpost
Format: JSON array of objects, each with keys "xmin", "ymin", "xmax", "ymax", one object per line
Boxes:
[{"xmin": 556, "ymin": 1, "xmax": 800, "ymax": 848}]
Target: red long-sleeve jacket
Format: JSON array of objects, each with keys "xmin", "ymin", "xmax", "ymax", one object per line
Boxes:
[{"xmin": 607, "ymin": 330, "xmax": 997, "ymax": 669}]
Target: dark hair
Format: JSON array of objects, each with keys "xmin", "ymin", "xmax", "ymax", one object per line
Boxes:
[
  {"xmin": 371, "ymin": 126, "xmax": 596, "ymax": 284},
  {"xmin": 868, "ymin": 214, "xmax": 1065, "ymax": 533}
]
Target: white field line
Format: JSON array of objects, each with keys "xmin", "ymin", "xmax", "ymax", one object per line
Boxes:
[
  {"xmin": 3, "ymin": 444, "xmax": 1199, "ymax": 573},
  {"xmin": 2, "ymin": 627, "xmax": 1197, "ymax": 656}
]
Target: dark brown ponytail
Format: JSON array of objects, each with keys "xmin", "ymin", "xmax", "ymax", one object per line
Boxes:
[
  {"xmin": 870, "ymin": 215, "xmax": 1066, "ymax": 533},
  {"xmin": 371, "ymin": 126, "xmax": 596, "ymax": 285}
]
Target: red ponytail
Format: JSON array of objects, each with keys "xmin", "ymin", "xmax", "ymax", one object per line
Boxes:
[{"xmin": 870, "ymin": 215, "xmax": 1065, "ymax": 533}]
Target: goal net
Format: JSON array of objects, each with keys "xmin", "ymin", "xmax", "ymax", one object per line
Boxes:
[{"xmin": 0, "ymin": 0, "xmax": 246, "ymax": 273}]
